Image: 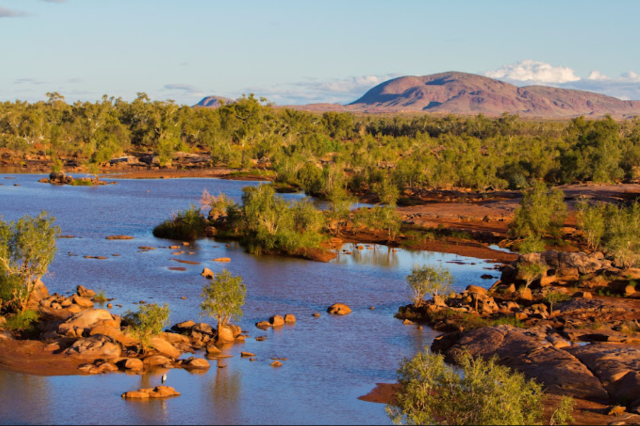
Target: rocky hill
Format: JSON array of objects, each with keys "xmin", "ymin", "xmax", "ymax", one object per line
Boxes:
[
  {"xmin": 195, "ymin": 96, "xmax": 234, "ymax": 108},
  {"xmin": 346, "ymin": 72, "xmax": 640, "ymax": 118}
]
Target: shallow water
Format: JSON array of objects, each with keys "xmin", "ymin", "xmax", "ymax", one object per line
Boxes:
[{"xmin": 0, "ymin": 174, "xmax": 500, "ymax": 425}]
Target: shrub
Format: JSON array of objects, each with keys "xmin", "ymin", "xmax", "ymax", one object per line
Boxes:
[
  {"xmin": 200, "ymin": 269, "xmax": 246, "ymax": 330},
  {"xmin": 406, "ymin": 265, "xmax": 454, "ymax": 307},
  {"xmin": 545, "ymin": 290, "xmax": 571, "ymax": 313},
  {"xmin": 0, "ymin": 212, "xmax": 60, "ymax": 313},
  {"xmin": 509, "ymin": 183, "xmax": 567, "ymax": 240},
  {"xmin": 153, "ymin": 205, "xmax": 208, "ymax": 240},
  {"xmin": 518, "ymin": 262, "xmax": 547, "ymax": 289},
  {"xmin": 387, "ymin": 350, "xmax": 547, "ymax": 425},
  {"xmin": 517, "ymin": 238, "xmax": 547, "ymax": 254},
  {"xmin": 124, "ymin": 303, "xmax": 170, "ymax": 353},
  {"xmin": 5, "ymin": 309, "xmax": 39, "ymax": 331}
]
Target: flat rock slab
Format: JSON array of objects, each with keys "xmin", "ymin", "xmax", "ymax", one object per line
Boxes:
[
  {"xmin": 170, "ymin": 259, "xmax": 201, "ymax": 265},
  {"xmin": 439, "ymin": 325, "xmax": 609, "ymax": 400},
  {"xmin": 106, "ymin": 236, "xmax": 134, "ymax": 240},
  {"xmin": 122, "ymin": 386, "xmax": 180, "ymax": 399}
]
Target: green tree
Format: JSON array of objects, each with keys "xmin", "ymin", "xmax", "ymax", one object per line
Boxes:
[
  {"xmin": 388, "ymin": 350, "xmax": 560, "ymax": 425},
  {"xmin": 518, "ymin": 262, "xmax": 547, "ymax": 290},
  {"xmin": 545, "ymin": 290, "xmax": 571, "ymax": 314},
  {"xmin": 124, "ymin": 303, "xmax": 170, "ymax": 353},
  {"xmin": 200, "ymin": 269, "xmax": 246, "ymax": 332},
  {"xmin": 509, "ymin": 183, "xmax": 567, "ymax": 240},
  {"xmin": 0, "ymin": 212, "xmax": 60, "ymax": 312},
  {"xmin": 406, "ymin": 265, "xmax": 454, "ymax": 307}
]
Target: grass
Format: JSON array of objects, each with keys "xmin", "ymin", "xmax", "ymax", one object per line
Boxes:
[
  {"xmin": 93, "ymin": 291, "xmax": 108, "ymax": 303},
  {"xmin": 71, "ymin": 179, "xmax": 94, "ymax": 186},
  {"xmin": 5, "ymin": 310, "xmax": 40, "ymax": 336},
  {"xmin": 153, "ymin": 205, "xmax": 208, "ymax": 240}
]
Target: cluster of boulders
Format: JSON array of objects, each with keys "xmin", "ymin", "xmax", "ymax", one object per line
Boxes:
[
  {"xmin": 39, "ymin": 171, "xmax": 114, "ymax": 186},
  {"xmin": 37, "ymin": 285, "xmax": 101, "ymax": 314},
  {"xmin": 256, "ymin": 314, "xmax": 296, "ymax": 329},
  {"xmin": 170, "ymin": 320, "xmax": 245, "ymax": 356},
  {"xmin": 122, "ymin": 386, "xmax": 181, "ymax": 400}
]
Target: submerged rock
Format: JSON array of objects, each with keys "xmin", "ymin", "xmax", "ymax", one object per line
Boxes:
[
  {"xmin": 122, "ymin": 386, "xmax": 180, "ymax": 399},
  {"xmin": 327, "ymin": 303, "xmax": 352, "ymax": 316}
]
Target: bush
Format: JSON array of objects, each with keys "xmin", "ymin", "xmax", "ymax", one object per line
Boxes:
[
  {"xmin": 388, "ymin": 350, "xmax": 547, "ymax": 425},
  {"xmin": 0, "ymin": 212, "xmax": 60, "ymax": 313},
  {"xmin": 153, "ymin": 205, "xmax": 208, "ymax": 240},
  {"xmin": 406, "ymin": 265, "xmax": 454, "ymax": 307},
  {"xmin": 200, "ymin": 269, "xmax": 246, "ymax": 330},
  {"xmin": 509, "ymin": 183, "xmax": 567, "ymax": 240},
  {"xmin": 124, "ymin": 303, "xmax": 170, "ymax": 352},
  {"xmin": 517, "ymin": 238, "xmax": 547, "ymax": 254},
  {"xmin": 5, "ymin": 309, "xmax": 39, "ymax": 331}
]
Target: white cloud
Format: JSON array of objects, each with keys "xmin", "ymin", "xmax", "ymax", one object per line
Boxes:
[
  {"xmin": 487, "ymin": 60, "xmax": 580, "ymax": 84},
  {"xmin": 486, "ymin": 60, "xmax": 640, "ymax": 100}
]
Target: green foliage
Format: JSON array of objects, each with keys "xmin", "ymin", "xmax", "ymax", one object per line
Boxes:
[
  {"xmin": 509, "ymin": 183, "xmax": 567, "ymax": 240},
  {"xmin": 406, "ymin": 265, "xmax": 454, "ymax": 307},
  {"xmin": 354, "ymin": 206, "xmax": 402, "ymax": 241},
  {"xmin": 153, "ymin": 205, "xmax": 208, "ymax": 241},
  {"xmin": 518, "ymin": 262, "xmax": 547, "ymax": 289},
  {"xmin": 200, "ymin": 189, "xmax": 236, "ymax": 219},
  {"xmin": 545, "ymin": 290, "xmax": 571, "ymax": 313},
  {"xmin": 388, "ymin": 350, "xmax": 546, "ymax": 425},
  {"xmin": 0, "ymin": 212, "xmax": 60, "ymax": 313},
  {"xmin": 93, "ymin": 291, "xmax": 107, "ymax": 303},
  {"xmin": 577, "ymin": 201, "xmax": 640, "ymax": 269},
  {"xmin": 200, "ymin": 269, "xmax": 246, "ymax": 329},
  {"xmin": 124, "ymin": 303, "xmax": 170, "ymax": 352},
  {"xmin": 550, "ymin": 396, "xmax": 576, "ymax": 426},
  {"xmin": 517, "ymin": 238, "xmax": 547, "ymax": 254},
  {"xmin": 5, "ymin": 309, "xmax": 39, "ymax": 331}
]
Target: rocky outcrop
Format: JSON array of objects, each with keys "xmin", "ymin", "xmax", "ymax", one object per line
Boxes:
[
  {"xmin": 501, "ymin": 250, "xmax": 612, "ymax": 284},
  {"xmin": 57, "ymin": 309, "xmax": 117, "ymax": 338},
  {"xmin": 435, "ymin": 325, "xmax": 609, "ymax": 400},
  {"xmin": 149, "ymin": 337, "xmax": 182, "ymax": 359},
  {"xmin": 65, "ymin": 335, "xmax": 122, "ymax": 360}
]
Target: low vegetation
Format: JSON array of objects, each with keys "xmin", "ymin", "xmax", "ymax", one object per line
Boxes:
[
  {"xmin": 388, "ymin": 350, "xmax": 575, "ymax": 425},
  {"xmin": 0, "ymin": 212, "xmax": 60, "ymax": 313},
  {"xmin": 153, "ymin": 205, "xmax": 208, "ymax": 241},
  {"xmin": 124, "ymin": 303, "xmax": 171, "ymax": 353},
  {"xmin": 406, "ymin": 265, "xmax": 454, "ymax": 307}
]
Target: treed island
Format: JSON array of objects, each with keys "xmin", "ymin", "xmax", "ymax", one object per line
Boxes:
[{"xmin": 4, "ymin": 91, "xmax": 640, "ymax": 424}]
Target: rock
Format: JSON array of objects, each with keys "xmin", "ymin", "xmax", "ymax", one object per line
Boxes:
[
  {"xmin": 256, "ymin": 321, "xmax": 272, "ymax": 329},
  {"xmin": 122, "ymin": 386, "xmax": 180, "ymax": 399},
  {"xmin": 0, "ymin": 316, "xmax": 6, "ymax": 328},
  {"xmin": 213, "ymin": 258, "xmax": 231, "ymax": 263},
  {"xmin": 150, "ymin": 337, "xmax": 182, "ymax": 359},
  {"xmin": 65, "ymin": 335, "xmax": 122, "ymax": 360},
  {"xmin": 466, "ymin": 285, "xmax": 488, "ymax": 296},
  {"xmin": 270, "ymin": 361, "xmax": 283, "ymax": 368},
  {"xmin": 49, "ymin": 171, "xmax": 66, "ymax": 182},
  {"xmin": 284, "ymin": 314, "xmax": 296, "ymax": 324},
  {"xmin": 172, "ymin": 320, "xmax": 195, "ymax": 332},
  {"xmin": 608, "ymin": 406, "xmax": 626, "ymax": 417},
  {"xmin": 161, "ymin": 332, "xmax": 190, "ymax": 346},
  {"xmin": 193, "ymin": 323, "xmax": 214, "ymax": 335},
  {"xmin": 518, "ymin": 288, "xmax": 533, "ymax": 301},
  {"xmin": 183, "ymin": 358, "xmax": 210, "ymax": 370},
  {"xmin": 241, "ymin": 352, "xmax": 256, "ymax": 358},
  {"xmin": 106, "ymin": 235, "xmax": 134, "ymax": 240},
  {"xmin": 573, "ymin": 291, "xmax": 593, "ymax": 299},
  {"xmin": 270, "ymin": 315, "xmax": 285, "ymax": 327},
  {"xmin": 71, "ymin": 295, "xmax": 95, "ymax": 309},
  {"xmin": 206, "ymin": 344, "xmax": 222, "ymax": 356},
  {"xmin": 327, "ymin": 303, "xmax": 352, "ymax": 316},
  {"xmin": 122, "ymin": 358, "xmax": 144, "ymax": 371},
  {"xmin": 143, "ymin": 355, "xmax": 173, "ymax": 367},
  {"xmin": 402, "ymin": 319, "xmax": 415, "ymax": 325},
  {"xmin": 58, "ymin": 309, "xmax": 115, "ymax": 336},
  {"xmin": 625, "ymin": 286, "xmax": 636, "ymax": 297},
  {"xmin": 312, "ymin": 313, "xmax": 321, "ymax": 317},
  {"xmin": 440, "ymin": 325, "xmax": 609, "ymax": 400},
  {"xmin": 27, "ymin": 279, "xmax": 50, "ymax": 309},
  {"xmin": 217, "ymin": 324, "xmax": 238, "ymax": 344},
  {"xmin": 201, "ymin": 268, "xmax": 215, "ymax": 279},
  {"xmin": 77, "ymin": 285, "xmax": 97, "ymax": 298}
]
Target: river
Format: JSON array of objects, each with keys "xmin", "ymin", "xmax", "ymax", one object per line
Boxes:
[{"xmin": 0, "ymin": 174, "xmax": 501, "ymax": 425}]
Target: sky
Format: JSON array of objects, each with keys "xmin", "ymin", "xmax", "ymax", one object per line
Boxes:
[{"xmin": 1, "ymin": 0, "xmax": 639, "ymax": 106}]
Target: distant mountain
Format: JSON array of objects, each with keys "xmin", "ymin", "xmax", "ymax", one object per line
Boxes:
[
  {"xmin": 346, "ymin": 72, "xmax": 640, "ymax": 118},
  {"xmin": 196, "ymin": 72, "xmax": 640, "ymax": 118},
  {"xmin": 195, "ymin": 96, "xmax": 234, "ymax": 108}
]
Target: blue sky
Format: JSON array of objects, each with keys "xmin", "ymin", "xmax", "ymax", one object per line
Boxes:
[{"xmin": 1, "ymin": 0, "xmax": 639, "ymax": 105}]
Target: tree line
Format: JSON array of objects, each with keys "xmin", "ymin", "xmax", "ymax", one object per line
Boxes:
[{"xmin": 2, "ymin": 93, "xmax": 640, "ymax": 195}]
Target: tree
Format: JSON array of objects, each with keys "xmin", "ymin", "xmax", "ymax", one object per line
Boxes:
[
  {"xmin": 200, "ymin": 269, "xmax": 246, "ymax": 332},
  {"xmin": 0, "ymin": 212, "xmax": 60, "ymax": 312},
  {"xmin": 545, "ymin": 290, "xmax": 571, "ymax": 314},
  {"xmin": 124, "ymin": 303, "xmax": 170, "ymax": 353},
  {"xmin": 509, "ymin": 183, "xmax": 567, "ymax": 240},
  {"xmin": 388, "ymin": 349, "xmax": 574, "ymax": 425},
  {"xmin": 518, "ymin": 262, "xmax": 547, "ymax": 290},
  {"xmin": 406, "ymin": 265, "xmax": 454, "ymax": 307}
]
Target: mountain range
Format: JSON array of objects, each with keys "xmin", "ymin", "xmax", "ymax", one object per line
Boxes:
[{"xmin": 197, "ymin": 72, "xmax": 640, "ymax": 119}]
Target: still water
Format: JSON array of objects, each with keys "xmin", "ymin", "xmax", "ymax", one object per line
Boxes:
[{"xmin": 0, "ymin": 174, "xmax": 500, "ymax": 425}]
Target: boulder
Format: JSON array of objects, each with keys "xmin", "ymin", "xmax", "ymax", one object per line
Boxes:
[
  {"xmin": 27, "ymin": 279, "xmax": 50, "ymax": 309},
  {"xmin": 183, "ymin": 358, "xmax": 210, "ymax": 370},
  {"xmin": 256, "ymin": 321, "xmax": 271, "ymax": 329},
  {"xmin": 518, "ymin": 288, "xmax": 533, "ymax": 301},
  {"xmin": 122, "ymin": 358, "xmax": 144, "ymax": 371},
  {"xmin": 0, "ymin": 316, "xmax": 6, "ymax": 328},
  {"xmin": 66, "ymin": 335, "xmax": 121, "ymax": 360},
  {"xmin": 150, "ymin": 337, "xmax": 182, "ymax": 359},
  {"xmin": 143, "ymin": 355, "xmax": 173, "ymax": 368},
  {"xmin": 520, "ymin": 250, "xmax": 609, "ymax": 276},
  {"xmin": 284, "ymin": 314, "xmax": 296, "ymax": 324},
  {"xmin": 49, "ymin": 171, "xmax": 66, "ymax": 183},
  {"xmin": 58, "ymin": 309, "xmax": 115, "ymax": 336},
  {"xmin": 573, "ymin": 291, "xmax": 593, "ymax": 299},
  {"xmin": 327, "ymin": 303, "xmax": 352, "ymax": 316},
  {"xmin": 71, "ymin": 295, "xmax": 95, "ymax": 309},
  {"xmin": 625, "ymin": 286, "xmax": 636, "ymax": 297},
  {"xmin": 269, "ymin": 315, "xmax": 285, "ymax": 327},
  {"xmin": 466, "ymin": 285, "xmax": 488, "ymax": 296},
  {"xmin": 193, "ymin": 323, "xmax": 214, "ymax": 335},
  {"xmin": 206, "ymin": 344, "xmax": 222, "ymax": 356},
  {"xmin": 77, "ymin": 285, "xmax": 97, "ymax": 298},
  {"xmin": 201, "ymin": 268, "xmax": 215, "ymax": 279},
  {"xmin": 122, "ymin": 386, "xmax": 180, "ymax": 399},
  {"xmin": 172, "ymin": 320, "xmax": 195, "ymax": 333},
  {"xmin": 217, "ymin": 324, "xmax": 238, "ymax": 344},
  {"xmin": 161, "ymin": 332, "xmax": 190, "ymax": 346}
]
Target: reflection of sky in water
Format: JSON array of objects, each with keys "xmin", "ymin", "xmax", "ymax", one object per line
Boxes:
[{"xmin": 0, "ymin": 174, "xmax": 501, "ymax": 425}]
